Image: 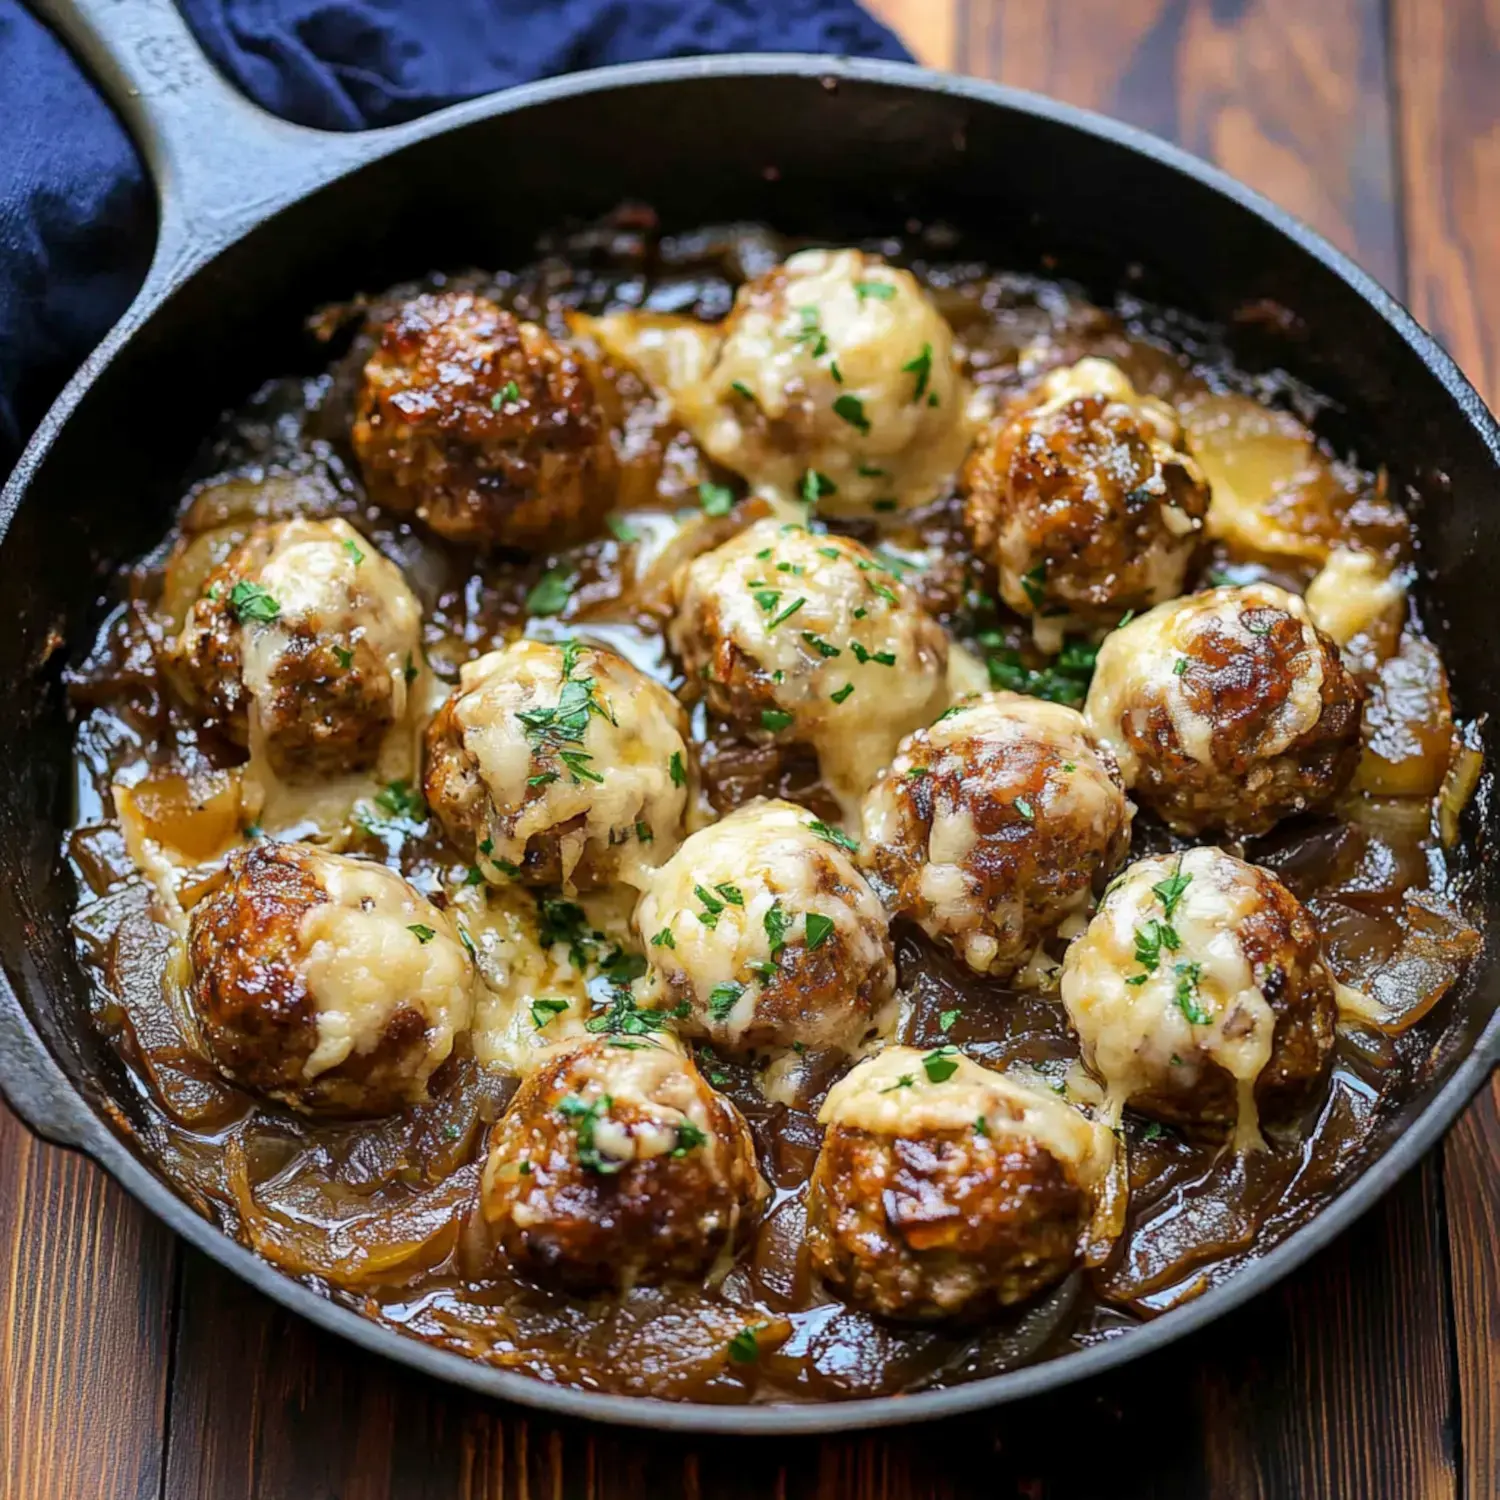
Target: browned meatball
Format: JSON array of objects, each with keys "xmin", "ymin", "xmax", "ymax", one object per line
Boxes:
[
  {"xmin": 964, "ymin": 359, "xmax": 1209, "ymax": 628},
  {"xmin": 1061, "ymin": 847, "xmax": 1338, "ymax": 1144},
  {"xmin": 422, "ymin": 638, "xmax": 691, "ymax": 892},
  {"xmin": 351, "ymin": 291, "xmax": 617, "ymax": 549},
  {"xmin": 165, "ymin": 517, "xmax": 423, "ymax": 782},
  {"xmin": 862, "ymin": 692, "xmax": 1132, "ymax": 977},
  {"xmin": 1085, "ymin": 583, "xmax": 1363, "ymax": 836},
  {"xmin": 806, "ymin": 1047, "xmax": 1113, "ymax": 1321},
  {"xmin": 633, "ymin": 800, "xmax": 895, "ymax": 1056},
  {"xmin": 478, "ymin": 1038, "xmax": 767, "ymax": 1290},
  {"xmin": 187, "ymin": 844, "xmax": 474, "ymax": 1115}
]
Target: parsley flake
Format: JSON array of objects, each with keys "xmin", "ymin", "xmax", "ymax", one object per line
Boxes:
[
  {"xmin": 761, "ymin": 708, "xmax": 795, "ymax": 733},
  {"xmin": 807, "ymin": 819, "xmax": 859, "ymax": 853},
  {"xmin": 902, "ymin": 342, "xmax": 933, "ymax": 402},
  {"xmin": 832, "ymin": 393, "xmax": 870, "ymax": 434},
  {"xmin": 922, "ymin": 1046, "xmax": 960, "ymax": 1084},
  {"xmin": 804, "ymin": 912, "xmax": 835, "ymax": 950},
  {"xmin": 708, "ymin": 982, "xmax": 744, "ymax": 1021},
  {"xmin": 341, "ymin": 536, "xmax": 365, "ymax": 566},
  {"xmin": 229, "ymin": 580, "xmax": 281, "ymax": 624},
  {"xmin": 525, "ymin": 569, "xmax": 573, "ymax": 616},
  {"xmin": 699, "ymin": 481, "xmax": 735, "ymax": 517},
  {"xmin": 407, "ymin": 923, "xmax": 435, "ymax": 944},
  {"xmin": 530, "ymin": 996, "xmax": 570, "ymax": 1027}
]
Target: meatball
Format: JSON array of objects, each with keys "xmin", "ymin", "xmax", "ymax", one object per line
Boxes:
[
  {"xmin": 1059, "ymin": 846, "xmax": 1338, "ymax": 1146},
  {"xmin": 423, "ymin": 638, "xmax": 691, "ymax": 892},
  {"xmin": 165, "ymin": 518, "xmax": 423, "ymax": 782},
  {"xmin": 187, "ymin": 843, "xmax": 475, "ymax": 1115},
  {"xmin": 964, "ymin": 359, "xmax": 1209, "ymax": 632},
  {"xmin": 862, "ymin": 692, "xmax": 1132, "ymax": 977},
  {"xmin": 676, "ymin": 248, "xmax": 977, "ymax": 514},
  {"xmin": 669, "ymin": 519, "xmax": 949, "ymax": 810},
  {"xmin": 351, "ymin": 291, "xmax": 617, "ymax": 549},
  {"xmin": 477, "ymin": 1037, "xmax": 767, "ymax": 1290},
  {"xmin": 1084, "ymin": 583, "xmax": 1363, "ymax": 835},
  {"xmin": 806, "ymin": 1046, "xmax": 1113, "ymax": 1321},
  {"xmin": 633, "ymin": 799, "xmax": 895, "ymax": 1055}
]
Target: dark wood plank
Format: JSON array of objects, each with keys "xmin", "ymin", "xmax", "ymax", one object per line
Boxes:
[
  {"xmin": 0, "ymin": 1103, "xmax": 176, "ymax": 1500},
  {"xmin": 1392, "ymin": 3, "xmax": 1500, "ymax": 1493},
  {"xmin": 956, "ymin": 0, "xmax": 1403, "ymax": 291}
]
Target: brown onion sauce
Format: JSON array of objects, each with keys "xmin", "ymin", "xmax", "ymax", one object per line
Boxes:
[{"xmin": 64, "ymin": 218, "xmax": 1482, "ymax": 1403}]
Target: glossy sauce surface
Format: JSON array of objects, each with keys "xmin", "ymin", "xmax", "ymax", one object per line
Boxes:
[{"xmin": 65, "ymin": 218, "xmax": 1483, "ymax": 1403}]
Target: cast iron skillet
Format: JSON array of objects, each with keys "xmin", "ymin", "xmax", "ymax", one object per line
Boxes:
[{"xmin": 4, "ymin": 0, "xmax": 1498, "ymax": 1436}]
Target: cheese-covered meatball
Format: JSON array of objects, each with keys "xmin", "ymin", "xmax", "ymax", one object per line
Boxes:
[
  {"xmin": 675, "ymin": 249, "xmax": 977, "ymax": 514},
  {"xmin": 166, "ymin": 518, "xmax": 423, "ymax": 782},
  {"xmin": 807, "ymin": 1046, "xmax": 1113, "ymax": 1321},
  {"xmin": 478, "ymin": 1038, "xmax": 767, "ymax": 1290},
  {"xmin": 1060, "ymin": 847, "xmax": 1338, "ymax": 1147},
  {"xmin": 1084, "ymin": 583, "xmax": 1363, "ymax": 836},
  {"xmin": 633, "ymin": 799, "xmax": 894, "ymax": 1055},
  {"xmin": 964, "ymin": 359, "xmax": 1209, "ymax": 628},
  {"xmin": 351, "ymin": 291, "xmax": 616, "ymax": 549},
  {"xmin": 862, "ymin": 693, "xmax": 1132, "ymax": 977},
  {"xmin": 670, "ymin": 519, "xmax": 949, "ymax": 809},
  {"xmin": 424, "ymin": 639, "xmax": 690, "ymax": 892},
  {"xmin": 187, "ymin": 843, "xmax": 474, "ymax": 1115}
]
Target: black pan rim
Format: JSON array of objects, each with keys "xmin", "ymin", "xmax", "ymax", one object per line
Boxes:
[{"xmin": 2, "ymin": 51, "xmax": 1498, "ymax": 1435}]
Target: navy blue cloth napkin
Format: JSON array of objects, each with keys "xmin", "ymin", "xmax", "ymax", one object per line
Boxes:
[{"xmin": 1, "ymin": 0, "xmax": 909, "ymax": 471}]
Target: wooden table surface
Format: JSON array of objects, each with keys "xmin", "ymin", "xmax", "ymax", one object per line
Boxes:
[{"xmin": 3, "ymin": 2, "xmax": 1498, "ymax": 1496}]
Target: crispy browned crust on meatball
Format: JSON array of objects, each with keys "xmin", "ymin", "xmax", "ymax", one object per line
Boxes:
[
  {"xmin": 1124, "ymin": 604, "xmax": 1363, "ymax": 836},
  {"xmin": 806, "ymin": 1120, "xmax": 1086, "ymax": 1322},
  {"xmin": 964, "ymin": 390, "xmax": 1208, "ymax": 623},
  {"xmin": 480, "ymin": 1041, "xmax": 766, "ymax": 1290},
  {"xmin": 1129, "ymin": 869, "xmax": 1339, "ymax": 1134},
  {"xmin": 351, "ymin": 291, "xmax": 617, "ymax": 550},
  {"xmin": 165, "ymin": 535, "xmax": 398, "ymax": 780},
  {"xmin": 866, "ymin": 720, "xmax": 1130, "ymax": 976},
  {"xmin": 187, "ymin": 845, "xmax": 447, "ymax": 1116},
  {"xmin": 421, "ymin": 690, "xmax": 603, "ymax": 888}
]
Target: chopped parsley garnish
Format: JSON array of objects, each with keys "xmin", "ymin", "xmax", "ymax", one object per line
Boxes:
[
  {"xmin": 651, "ymin": 926, "xmax": 676, "ymax": 948},
  {"xmin": 516, "ymin": 641, "xmax": 614, "ymax": 776},
  {"xmin": 801, "ymin": 631, "xmax": 841, "ymax": 659},
  {"xmin": 715, "ymin": 883, "xmax": 744, "ymax": 906},
  {"xmin": 902, "ymin": 342, "xmax": 933, "ymax": 402},
  {"xmin": 341, "ymin": 536, "xmax": 365, "ymax": 566},
  {"xmin": 939, "ymin": 1008, "xmax": 961, "ymax": 1032},
  {"xmin": 463, "ymin": 865, "xmax": 486, "ymax": 886},
  {"xmin": 764, "ymin": 903, "xmax": 791, "ymax": 958},
  {"xmin": 241, "ymin": 823, "xmax": 263, "ymax": 840},
  {"xmin": 790, "ymin": 305, "xmax": 828, "ymax": 357},
  {"xmin": 525, "ymin": 569, "xmax": 573, "ymax": 616},
  {"xmin": 585, "ymin": 990, "xmax": 685, "ymax": 1036},
  {"xmin": 830, "ymin": 359, "xmax": 844, "ymax": 385},
  {"xmin": 1014, "ymin": 797, "xmax": 1035, "ymax": 822},
  {"xmin": 407, "ymin": 924, "xmax": 435, "ymax": 944},
  {"xmin": 332, "ymin": 645, "xmax": 354, "ymax": 670},
  {"xmin": 730, "ymin": 379, "xmax": 755, "ymax": 400},
  {"xmin": 807, "ymin": 819, "xmax": 859, "ymax": 853},
  {"xmin": 228, "ymin": 580, "xmax": 281, "ymax": 624},
  {"xmin": 1133, "ymin": 917, "xmax": 1181, "ymax": 976},
  {"xmin": 558, "ymin": 749, "xmax": 603, "ymax": 785},
  {"xmin": 375, "ymin": 779, "xmax": 427, "ymax": 822},
  {"xmin": 1019, "ymin": 563, "xmax": 1048, "ymax": 612},
  {"xmin": 906, "ymin": 766, "xmax": 930, "ymax": 779},
  {"xmin": 708, "ymin": 982, "xmax": 744, "ymax": 1021},
  {"xmin": 804, "ymin": 913, "xmax": 835, "ymax": 950},
  {"xmin": 672, "ymin": 1120, "xmax": 708, "ymax": 1157},
  {"xmin": 761, "ymin": 708, "xmax": 795, "ymax": 732},
  {"xmin": 669, "ymin": 750, "xmax": 687, "ymax": 787},
  {"xmin": 606, "ymin": 514, "xmax": 640, "ymax": 543},
  {"xmin": 695, "ymin": 884, "xmax": 726, "ymax": 918},
  {"xmin": 1174, "ymin": 961, "xmax": 1210, "ymax": 1024},
  {"xmin": 857, "ymin": 463, "xmax": 888, "ymax": 478},
  {"xmin": 490, "ymin": 379, "xmax": 521, "ymax": 408},
  {"xmin": 528, "ymin": 771, "xmax": 558, "ymax": 788},
  {"xmin": 880, "ymin": 1074, "xmax": 915, "ymax": 1094},
  {"xmin": 984, "ymin": 634, "xmax": 1097, "ymax": 708},
  {"xmin": 832, "ymin": 393, "xmax": 870, "ymax": 433},
  {"xmin": 635, "ymin": 820, "xmax": 652, "ymax": 843},
  {"xmin": 1243, "ymin": 611, "xmax": 1275, "ymax": 637},
  {"xmin": 922, "ymin": 1046, "xmax": 959, "ymax": 1084},
  {"xmin": 849, "ymin": 642, "xmax": 896, "ymax": 667},
  {"xmin": 530, "ymin": 996, "xmax": 570, "ymax": 1027},
  {"xmin": 817, "ymin": 545, "xmax": 843, "ymax": 561},
  {"xmin": 974, "ymin": 1116, "xmax": 989, "ymax": 1137},
  {"xmin": 404, "ymin": 652, "xmax": 419, "ymax": 686},
  {"xmin": 1151, "ymin": 863, "xmax": 1193, "ymax": 920},
  {"xmin": 1140, "ymin": 1121, "xmax": 1165, "ymax": 1142},
  {"xmin": 699, "ymin": 480, "xmax": 735, "ymax": 517},
  {"xmin": 558, "ymin": 1093, "xmax": 621, "ymax": 1174},
  {"xmin": 1174, "ymin": 657, "xmax": 1190, "ymax": 677},
  {"xmin": 830, "ymin": 682, "xmax": 855, "ymax": 704},
  {"xmin": 728, "ymin": 1323, "xmax": 769, "ymax": 1364},
  {"xmin": 767, "ymin": 597, "xmax": 805, "ymax": 628},
  {"xmin": 800, "ymin": 469, "xmax": 837, "ymax": 504},
  {"xmin": 854, "ymin": 279, "xmax": 896, "ymax": 301}
]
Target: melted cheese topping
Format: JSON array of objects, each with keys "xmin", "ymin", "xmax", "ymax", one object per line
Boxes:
[
  {"xmin": 819, "ymin": 1046, "xmax": 1113, "ymax": 1188},
  {"xmin": 652, "ymin": 249, "xmax": 985, "ymax": 514},
  {"xmin": 452, "ymin": 639, "xmax": 690, "ymax": 891},
  {"xmin": 862, "ymin": 692, "xmax": 1130, "ymax": 974},
  {"xmin": 1059, "ymin": 847, "xmax": 1279, "ymax": 1151},
  {"xmin": 633, "ymin": 799, "xmax": 892, "ymax": 1050},
  {"xmin": 294, "ymin": 853, "xmax": 474, "ymax": 1088},
  {"xmin": 1304, "ymin": 546, "xmax": 1406, "ymax": 658},
  {"xmin": 671, "ymin": 519, "xmax": 948, "ymax": 812},
  {"xmin": 1085, "ymin": 584, "xmax": 1327, "ymax": 785},
  {"xmin": 236, "ymin": 518, "xmax": 427, "ymax": 837}
]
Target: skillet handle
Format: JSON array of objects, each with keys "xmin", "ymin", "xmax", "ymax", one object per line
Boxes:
[{"xmin": 30, "ymin": 0, "xmax": 378, "ymax": 299}]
